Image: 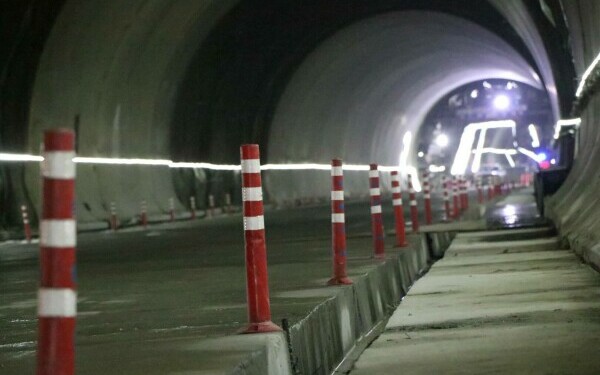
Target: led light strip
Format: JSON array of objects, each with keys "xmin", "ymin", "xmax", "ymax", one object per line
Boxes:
[
  {"xmin": 553, "ymin": 118, "xmax": 581, "ymax": 139},
  {"xmin": 452, "ymin": 120, "xmax": 516, "ymax": 175},
  {"xmin": 0, "ymin": 153, "xmax": 420, "ymax": 186},
  {"xmin": 576, "ymin": 51, "xmax": 600, "ymax": 98},
  {"xmin": 528, "ymin": 124, "xmax": 540, "ymax": 148}
]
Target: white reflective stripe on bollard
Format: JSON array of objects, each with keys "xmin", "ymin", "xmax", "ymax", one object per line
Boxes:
[
  {"xmin": 241, "ymin": 159, "xmax": 261, "ymax": 173},
  {"xmin": 331, "ymin": 213, "xmax": 345, "ymax": 223},
  {"xmin": 242, "ymin": 187, "xmax": 263, "ymax": 201},
  {"xmin": 38, "ymin": 288, "xmax": 77, "ymax": 317},
  {"xmin": 331, "ymin": 191, "xmax": 344, "ymax": 200},
  {"xmin": 369, "ymin": 188, "xmax": 381, "ymax": 196},
  {"xmin": 40, "ymin": 220, "xmax": 77, "ymax": 247},
  {"xmin": 243, "ymin": 216, "xmax": 265, "ymax": 231},
  {"xmin": 41, "ymin": 151, "xmax": 76, "ymax": 179}
]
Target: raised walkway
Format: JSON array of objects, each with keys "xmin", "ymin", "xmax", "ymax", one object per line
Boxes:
[{"xmin": 350, "ymin": 193, "xmax": 600, "ymax": 374}]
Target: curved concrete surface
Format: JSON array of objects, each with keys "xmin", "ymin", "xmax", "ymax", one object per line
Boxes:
[
  {"xmin": 0, "ymin": 0, "xmax": 575, "ymax": 229},
  {"xmin": 546, "ymin": 1, "xmax": 600, "ymax": 266},
  {"xmin": 267, "ymin": 11, "xmax": 540, "ymax": 202}
]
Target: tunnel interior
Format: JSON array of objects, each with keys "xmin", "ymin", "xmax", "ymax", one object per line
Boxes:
[{"xmin": 0, "ymin": 0, "xmax": 582, "ymax": 227}]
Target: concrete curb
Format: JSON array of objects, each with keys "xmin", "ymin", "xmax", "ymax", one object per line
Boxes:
[{"xmin": 227, "ymin": 232, "xmax": 454, "ymax": 375}]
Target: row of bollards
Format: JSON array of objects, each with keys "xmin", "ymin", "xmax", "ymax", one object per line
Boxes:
[
  {"xmin": 106, "ymin": 192, "xmax": 234, "ymax": 231},
  {"xmin": 33, "ymin": 130, "xmax": 531, "ymax": 373}
]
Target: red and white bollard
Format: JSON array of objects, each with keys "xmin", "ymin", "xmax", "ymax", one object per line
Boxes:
[
  {"xmin": 109, "ymin": 202, "xmax": 118, "ymax": 231},
  {"xmin": 442, "ymin": 175, "xmax": 451, "ymax": 220},
  {"xmin": 190, "ymin": 196, "xmax": 196, "ymax": 219},
  {"xmin": 488, "ymin": 176, "xmax": 494, "ymax": 200},
  {"xmin": 328, "ymin": 159, "xmax": 352, "ymax": 285},
  {"xmin": 408, "ymin": 173, "xmax": 419, "ymax": 233},
  {"xmin": 169, "ymin": 197, "xmax": 175, "ymax": 222},
  {"xmin": 422, "ymin": 170, "xmax": 432, "ymax": 225},
  {"xmin": 21, "ymin": 204, "xmax": 32, "ymax": 243},
  {"xmin": 38, "ymin": 129, "xmax": 76, "ymax": 375},
  {"xmin": 391, "ymin": 171, "xmax": 408, "ymax": 247},
  {"xmin": 458, "ymin": 176, "xmax": 467, "ymax": 212},
  {"xmin": 477, "ymin": 177, "xmax": 484, "ymax": 204},
  {"xmin": 240, "ymin": 144, "xmax": 280, "ymax": 333},
  {"xmin": 494, "ymin": 176, "xmax": 502, "ymax": 196},
  {"xmin": 140, "ymin": 200, "xmax": 148, "ymax": 228},
  {"xmin": 225, "ymin": 193, "xmax": 232, "ymax": 214},
  {"xmin": 369, "ymin": 164, "xmax": 385, "ymax": 259},
  {"xmin": 208, "ymin": 194, "xmax": 215, "ymax": 218},
  {"xmin": 452, "ymin": 175, "xmax": 460, "ymax": 218}
]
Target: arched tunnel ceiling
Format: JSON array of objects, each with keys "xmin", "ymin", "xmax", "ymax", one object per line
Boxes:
[
  {"xmin": 6, "ymin": 0, "xmax": 567, "ymax": 219},
  {"xmin": 268, "ymin": 11, "xmax": 542, "ymax": 170}
]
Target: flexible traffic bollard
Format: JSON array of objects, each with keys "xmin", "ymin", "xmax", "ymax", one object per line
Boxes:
[
  {"xmin": 169, "ymin": 197, "xmax": 175, "ymax": 222},
  {"xmin": 225, "ymin": 193, "xmax": 232, "ymax": 214},
  {"xmin": 369, "ymin": 164, "xmax": 385, "ymax": 258},
  {"xmin": 38, "ymin": 129, "xmax": 76, "ymax": 375},
  {"xmin": 477, "ymin": 177, "xmax": 484, "ymax": 204},
  {"xmin": 328, "ymin": 159, "xmax": 352, "ymax": 285},
  {"xmin": 442, "ymin": 175, "xmax": 451, "ymax": 220},
  {"xmin": 461, "ymin": 176, "xmax": 469, "ymax": 211},
  {"xmin": 110, "ymin": 202, "xmax": 118, "ymax": 231},
  {"xmin": 494, "ymin": 176, "xmax": 502, "ymax": 196},
  {"xmin": 190, "ymin": 196, "xmax": 196, "ymax": 219},
  {"xmin": 208, "ymin": 194, "xmax": 216, "ymax": 218},
  {"xmin": 452, "ymin": 175, "xmax": 460, "ymax": 218},
  {"xmin": 422, "ymin": 170, "xmax": 432, "ymax": 225},
  {"xmin": 408, "ymin": 173, "xmax": 419, "ymax": 233},
  {"xmin": 21, "ymin": 205, "xmax": 32, "ymax": 243},
  {"xmin": 391, "ymin": 171, "xmax": 408, "ymax": 247},
  {"xmin": 240, "ymin": 144, "xmax": 280, "ymax": 333},
  {"xmin": 140, "ymin": 200, "xmax": 148, "ymax": 228}
]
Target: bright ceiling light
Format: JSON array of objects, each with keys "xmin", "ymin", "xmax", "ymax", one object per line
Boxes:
[
  {"xmin": 528, "ymin": 124, "xmax": 540, "ymax": 148},
  {"xmin": 434, "ymin": 133, "xmax": 449, "ymax": 148},
  {"xmin": 470, "ymin": 89, "xmax": 478, "ymax": 99},
  {"xmin": 417, "ymin": 151, "xmax": 424, "ymax": 158},
  {"xmin": 553, "ymin": 118, "xmax": 581, "ymax": 139},
  {"xmin": 493, "ymin": 94, "xmax": 510, "ymax": 110}
]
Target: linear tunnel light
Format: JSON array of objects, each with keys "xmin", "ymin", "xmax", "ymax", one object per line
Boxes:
[
  {"xmin": 0, "ymin": 152, "xmax": 420, "ymax": 183},
  {"xmin": 576, "ymin": 51, "xmax": 600, "ymax": 97},
  {"xmin": 528, "ymin": 124, "xmax": 540, "ymax": 148},
  {"xmin": 553, "ymin": 118, "xmax": 581, "ymax": 139},
  {"xmin": 452, "ymin": 120, "xmax": 515, "ymax": 175},
  {"xmin": 75, "ymin": 157, "xmax": 172, "ymax": 166},
  {"xmin": 0, "ymin": 153, "xmax": 43, "ymax": 162}
]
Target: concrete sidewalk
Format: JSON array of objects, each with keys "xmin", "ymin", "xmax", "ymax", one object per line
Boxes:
[{"xmin": 349, "ymin": 226, "xmax": 600, "ymax": 374}]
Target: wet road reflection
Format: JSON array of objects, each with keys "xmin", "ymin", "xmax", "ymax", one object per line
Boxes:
[{"xmin": 485, "ymin": 188, "xmax": 547, "ymax": 229}]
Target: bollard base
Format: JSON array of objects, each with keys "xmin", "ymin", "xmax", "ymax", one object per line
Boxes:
[
  {"xmin": 394, "ymin": 241, "xmax": 409, "ymax": 248},
  {"xmin": 327, "ymin": 276, "xmax": 353, "ymax": 285},
  {"xmin": 240, "ymin": 321, "xmax": 282, "ymax": 334}
]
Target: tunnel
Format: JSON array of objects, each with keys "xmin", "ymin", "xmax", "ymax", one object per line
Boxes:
[
  {"xmin": 2, "ymin": 0, "xmax": 600, "ymax": 374},
  {"xmin": 0, "ymin": 0, "xmax": 576, "ymax": 226}
]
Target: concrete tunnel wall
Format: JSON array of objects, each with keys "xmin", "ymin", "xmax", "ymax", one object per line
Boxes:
[
  {"xmin": 25, "ymin": 0, "xmax": 239, "ymax": 224},
  {"xmin": 266, "ymin": 12, "xmax": 541, "ymax": 203},
  {"xmin": 546, "ymin": 1, "xmax": 600, "ymax": 264},
  {"xmin": 12, "ymin": 0, "xmax": 561, "ymax": 226}
]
